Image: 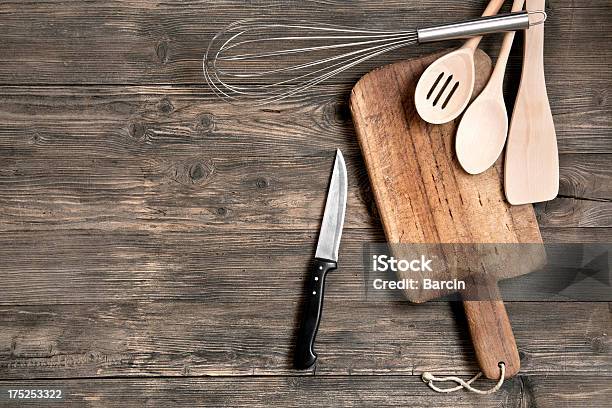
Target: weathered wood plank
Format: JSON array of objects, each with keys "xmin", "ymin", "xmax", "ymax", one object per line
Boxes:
[
  {"xmin": 0, "ymin": 86, "xmax": 609, "ymax": 157},
  {"xmin": 0, "ymin": 0, "xmax": 609, "ymax": 85},
  {"xmin": 0, "ymin": 302, "xmax": 609, "ymax": 379},
  {"xmin": 0, "ymin": 150, "xmax": 610, "ymax": 233},
  {"xmin": 559, "ymin": 154, "xmax": 612, "ymax": 201},
  {"xmin": 0, "ymin": 229, "xmax": 370, "ymax": 304},
  {"xmin": 540, "ymin": 227, "xmax": 612, "ymax": 242},
  {"xmin": 0, "ymin": 227, "xmax": 609, "ymax": 305},
  {"xmin": 536, "ymin": 198, "xmax": 612, "ymax": 228},
  {"xmin": 0, "ymin": 375, "xmax": 609, "ymax": 408}
]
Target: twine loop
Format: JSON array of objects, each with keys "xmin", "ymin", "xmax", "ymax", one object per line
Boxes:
[{"xmin": 421, "ymin": 362, "xmax": 505, "ymax": 394}]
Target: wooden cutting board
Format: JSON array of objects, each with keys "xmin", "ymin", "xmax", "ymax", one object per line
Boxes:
[{"xmin": 350, "ymin": 49, "xmax": 544, "ymax": 379}]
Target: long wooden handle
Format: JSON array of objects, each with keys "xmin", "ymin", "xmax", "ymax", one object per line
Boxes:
[
  {"xmin": 488, "ymin": 0, "xmax": 526, "ymax": 87},
  {"xmin": 463, "ymin": 0, "xmax": 507, "ymax": 50},
  {"xmin": 463, "ymin": 298, "xmax": 520, "ymax": 379}
]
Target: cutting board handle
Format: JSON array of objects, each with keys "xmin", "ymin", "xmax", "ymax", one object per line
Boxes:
[{"xmin": 463, "ymin": 299, "xmax": 520, "ymax": 379}]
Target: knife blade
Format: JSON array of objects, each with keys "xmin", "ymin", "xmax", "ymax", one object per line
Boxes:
[{"xmin": 295, "ymin": 149, "xmax": 348, "ymax": 369}]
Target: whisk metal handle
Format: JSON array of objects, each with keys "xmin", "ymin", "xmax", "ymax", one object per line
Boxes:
[{"xmin": 417, "ymin": 11, "xmax": 545, "ymax": 43}]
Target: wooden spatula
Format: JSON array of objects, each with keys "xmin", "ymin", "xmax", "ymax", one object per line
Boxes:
[
  {"xmin": 504, "ymin": 0, "xmax": 558, "ymax": 204},
  {"xmin": 351, "ymin": 49, "xmax": 545, "ymax": 380}
]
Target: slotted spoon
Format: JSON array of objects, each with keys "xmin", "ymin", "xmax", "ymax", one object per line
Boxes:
[{"xmin": 415, "ymin": 0, "xmax": 506, "ymax": 124}]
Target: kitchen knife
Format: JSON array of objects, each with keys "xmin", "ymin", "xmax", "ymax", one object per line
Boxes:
[{"xmin": 295, "ymin": 149, "xmax": 348, "ymax": 370}]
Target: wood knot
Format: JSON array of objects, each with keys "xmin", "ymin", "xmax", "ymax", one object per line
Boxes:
[
  {"xmin": 325, "ymin": 100, "xmax": 351, "ymax": 124},
  {"xmin": 590, "ymin": 335, "xmax": 609, "ymax": 354},
  {"xmin": 189, "ymin": 163, "xmax": 205, "ymax": 181},
  {"xmin": 216, "ymin": 207, "xmax": 228, "ymax": 216},
  {"xmin": 197, "ymin": 113, "xmax": 216, "ymax": 133},
  {"xmin": 157, "ymin": 97, "xmax": 174, "ymax": 114},
  {"xmin": 594, "ymin": 90, "xmax": 606, "ymax": 107},
  {"xmin": 156, "ymin": 38, "xmax": 170, "ymax": 64},
  {"xmin": 128, "ymin": 122, "xmax": 149, "ymax": 142},
  {"xmin": 166, "ymin": 157, "xmax": 215, "ymax": 187},
  {"xmin": 29, "ymin": 132, "xmax": 41, "ymax": 145},
  {"xmin": 255, "ymin": 177, "xmax": 269, "ymax": 189}
]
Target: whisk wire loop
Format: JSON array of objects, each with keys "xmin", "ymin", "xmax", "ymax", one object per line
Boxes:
[{"xmin": 203, "ymin": 18, "xmax": 419, "ymax": 104}]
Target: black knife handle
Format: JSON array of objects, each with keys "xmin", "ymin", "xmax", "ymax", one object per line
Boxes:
[{"xmin": 294, "ymin": 258, "xmax": 337, "ymax": 369}]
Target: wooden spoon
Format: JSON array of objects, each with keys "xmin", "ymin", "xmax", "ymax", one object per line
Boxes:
[
  {"xmin": 415, "ymin": 0, "xmax": 506, "ymax": 125},
  {"xmin": 456, "ymin": 0, "xmax": 525, "ymax": 175}
]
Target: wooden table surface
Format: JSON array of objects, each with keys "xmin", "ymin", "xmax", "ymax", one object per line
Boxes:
[{"xmin": 0, "ymin": 1, "xmax": 610, "ymax": 406}]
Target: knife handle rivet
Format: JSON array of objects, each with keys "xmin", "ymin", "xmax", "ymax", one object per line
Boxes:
[
  {"xmin": 312, "ymin": 291, "xmax": 317, "ymax": 295},
  {"xmin": 319, "ymin": 266, "xmax": 323, "ymax": 270},
  {"xmin": 315, "ymin": 277, "xmax": 319, "ymax": 281}
]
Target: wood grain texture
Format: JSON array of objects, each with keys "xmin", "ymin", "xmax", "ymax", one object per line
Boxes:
[
  {"xmin": 0, "ymin": 302, "xmax": 609, "ymax": 378},
  {"xmin": 0, "ymin": 0, "xmax": 610, "ymax": 404},
  {"xmin": 0, "ymin": 1, "xmax": 609, "ymax": 86},
  {"xmin": 0, "ymin": 228, "xmax": 609, "ymax": 306},
  {"xmin": 0, "ymin": 375, "xmax": 610, "ymax": 408},
  {"xmin": 0, "ymin": 84, "xmax": 609, "ymax": 158}
]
